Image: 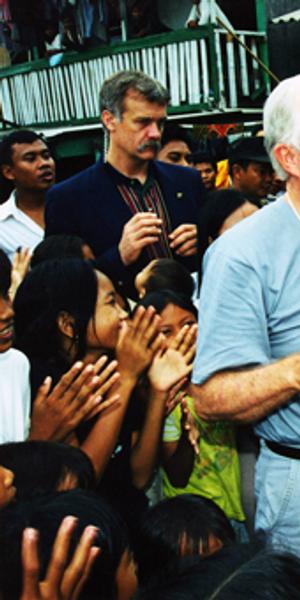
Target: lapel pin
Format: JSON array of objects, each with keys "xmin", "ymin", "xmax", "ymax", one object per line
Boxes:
[{"xmin": 176, "ymin": 192, "xmax": 183, "ymax": 199}]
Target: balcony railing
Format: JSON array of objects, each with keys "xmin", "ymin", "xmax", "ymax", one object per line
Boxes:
[{"xmin": 0, "ymin": 25, "xmax": 269, "ymax": 130}]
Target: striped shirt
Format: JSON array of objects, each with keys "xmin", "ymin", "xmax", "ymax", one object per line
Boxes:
[{"xmin": 105, "ymin": 162, "xmax": 173, "ymax": 261}]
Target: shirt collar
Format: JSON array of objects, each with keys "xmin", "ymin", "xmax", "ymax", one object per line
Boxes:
[
  {"xmin": 104, "ymin": 160, "xmax": 156, "ymax": 187},
  {"xmin": 0, "ymin": 189, "xmax": 43, "ymax": 235},
  {"xmin": 0, "ymin": 190, "xmax": 18, "ymax": 221}
]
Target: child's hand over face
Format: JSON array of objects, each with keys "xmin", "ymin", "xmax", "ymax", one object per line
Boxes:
[
  {"xmin": 148, "ymin": 347, "xmax": 191, "ymax": 393},
  {"xmin": 116, "ymin": 306, "xmax": 164, "ymax": 380},
  {"xmin": 168, "ymin": 323, "xmax": 198, "ymax": 364}
]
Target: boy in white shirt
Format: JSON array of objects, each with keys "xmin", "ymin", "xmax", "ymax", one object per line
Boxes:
[{"xmin": 0, "ymin": 249, "xmax": 30, "ymax": 442}]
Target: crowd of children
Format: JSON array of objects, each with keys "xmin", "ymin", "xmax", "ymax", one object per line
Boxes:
[{"xmin": 0, "ymin": 231, "xmax": 297, "ymax": 599}]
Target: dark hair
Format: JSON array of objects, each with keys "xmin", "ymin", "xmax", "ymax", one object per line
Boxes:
[
  {"xmin": 134, "ymin": 494, "xmax": 235, "ymax": 586},
  {"xmin": 141, "ymin": 259, "xmax": 195, "ymax": 298},
  {"xmin": 0, "ymin": 249, "xmax": 11, "ymax": 296},
  {"xmin": 197, "ymin": 189, "xmax": 256, "ymax": 284},
  {"xmin": 14, "ymin": 258, "xmax": 98, "ymax": 362},
  {"xmin": 209, "ymin": 550, "xmax": 300, "ymax": 599},
  {"xmin": 135, "ymin": 544, "xmax": 259, "ymax": 600},
  {"xmin": 0, "ymin": 441, "xmax": 95, "ymax": 500},
  {"xmin": 31, "ymin": 234, "xmax": 88, "ymax": 268},
  {"xmin": 228, "ymin": 158, "xmax": 252, "ymax": 178},
  {"xmin": 160, "ymin": 124, "xmax": 194, "ymax": 153},
  {"xmin": 251, "ymin": 123, "xmax": 263, "ymax": 137},
  {"xmin": 100, "ymin": 70, "xmax": 169, "ymax": 120},
  {"xmin": 137, "ymin": 289, "xmax": 197, "ymax": 319},
  {"xmin": 191, "ymin": 152, "xmax": 217, "ymax": 172},
  {"xmin": 0, "ymin": 490, "xmax": 130, "ymax": 600},
  {"xmin": 0, "ymin": 130, "xmax": 48, "ymax": 167}
]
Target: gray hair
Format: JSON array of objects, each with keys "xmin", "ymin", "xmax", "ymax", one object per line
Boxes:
[
  {"xmin": 263, "ymin": 75, "xmax": 300, "ymax": 180},
  {"xmin": 99, "ymin": 70, "xmax": 170, "ymax": 120}
]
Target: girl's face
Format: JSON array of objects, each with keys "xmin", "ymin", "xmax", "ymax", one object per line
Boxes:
[
  {"xmin": 158, "ymin": 303, "xmax": 197, "ymax": 345},
  {"xmin": 0, "ymin": 465, "xmax": 16, "ymax": 508},
  {"xmin": 86, "ymin": 272, "xmax": 128, "ymax": 353}
]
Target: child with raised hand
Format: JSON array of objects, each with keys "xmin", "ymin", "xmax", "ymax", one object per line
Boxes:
[
  {"xmin": 138, "ymin": 290, "xmax": 246, "ymax": 540},
  {"xmin": 0, "ymin": 490, "xmax": 136, "ymax": 600},
  {"xmin": 13, "ymin": 259, "xmax": 194, "ymax": 527},
  {"xmin": 0, "ymin": 249, "xmax": 119, "ymax": 447}
]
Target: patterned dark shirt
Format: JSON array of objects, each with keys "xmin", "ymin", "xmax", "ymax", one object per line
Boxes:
[{"xmin": 104, "ymin": 162, "xmax": 173, "ymax": 261}]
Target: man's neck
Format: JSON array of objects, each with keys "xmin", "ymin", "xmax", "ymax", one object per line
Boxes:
[
  {"xmin": 15, "ymin": 189, "xmax": 45, "ymax": 228},
  {"xmin": 286, "ymin": 178, "xmax": 300, "ymax": 214},
  {"xmin": 106, "ymin": 149, "xmax": 150, "ymax": 184}
]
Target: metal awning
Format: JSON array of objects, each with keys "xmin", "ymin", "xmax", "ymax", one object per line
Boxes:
[{"xmin": 272, "ymin": 10, "xmax": 300, "ymax": 24}]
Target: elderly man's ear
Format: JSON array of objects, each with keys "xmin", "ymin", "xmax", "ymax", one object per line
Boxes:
[{"xmin": 273, "ymin": 144, "xmax": 300, "ymax": 178}]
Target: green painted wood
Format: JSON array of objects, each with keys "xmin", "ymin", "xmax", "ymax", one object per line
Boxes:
[
  {"xmin": 52, "ymin": 131, "xmax": 103, "ymax": 159},
  {"xmin": 207, "ymin": 25, "xmax": 220, "ymax": 105},
  {"xmin": 255, "ymin": 0, "xmax": 270, "ymax": 90}
]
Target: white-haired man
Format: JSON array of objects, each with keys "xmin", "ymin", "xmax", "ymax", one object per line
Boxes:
[{"xmin": 190, "ymin": 74, "xmax": 300, "ymax": 555}]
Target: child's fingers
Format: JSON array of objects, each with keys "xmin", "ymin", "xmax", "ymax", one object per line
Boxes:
[
  {"xmin": 72, "ymin": 546, "xmax": 100, "ymax": 599},
  {"xmin": 20, "ymin": 529, "xmax": 40, "ymax": 600},
  {"xmin": 34, "ymin": 376, "xmax": 52, "ymax": 406},
  {"xmin": 61, "ymin": 525, "xmax": 100, "ymax": 599},
  {"xmin": 96, "ymin": 371, "xmax": 120, "ymax": 397},
  {"xmin": 177, "ymin": 324, "xmax": 198, "ymax": 357},
  {"xmin": 150, "ymin": 333, "xmax": 166, "ymax": 354},
  {"xmin": 85, "ymin": 394, "xmax": 120, "ymax": 420},
  {"xmin": 169, "ymin": 324, "xmax": 190, "ymax": 351},
  {"xmin": 44, "ymin": 516, "xmax": 78, "ymax": 591}
]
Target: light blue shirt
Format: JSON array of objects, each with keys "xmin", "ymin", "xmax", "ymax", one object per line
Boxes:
[{"xmin": 192, "ymin": 197, "xmax": 300, "ymax": 446}]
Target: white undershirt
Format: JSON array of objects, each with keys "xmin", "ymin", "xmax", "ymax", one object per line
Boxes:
[{"xmin": 0, "ymin": 348, "xmax": 31, "ymax": 443}]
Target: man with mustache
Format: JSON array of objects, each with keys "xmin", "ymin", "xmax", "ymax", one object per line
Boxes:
[
  {"xmin": 45, "ymin": 71, "xmax": 205, "ymax": 298},
  {"xmin": 0, "ymin": 130, "xmax": 55, "ymax": 262}
]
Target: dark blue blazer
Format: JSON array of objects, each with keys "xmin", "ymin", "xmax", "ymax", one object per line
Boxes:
[{"xmin": 45, "ymin": 159, "xmax": 205, "ymax": 294}]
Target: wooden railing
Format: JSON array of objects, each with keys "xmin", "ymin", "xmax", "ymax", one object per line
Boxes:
[{"xmin": 0, "ymin": 26, "xmax": 269, "ymax": 129}]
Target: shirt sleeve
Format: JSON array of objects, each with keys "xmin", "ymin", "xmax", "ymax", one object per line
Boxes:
[
  {"xmin": 21, "ymin": 355, "xmax": 31, "ymax": 439},
  {"xmin": 192, "ymin": 243, "xmax": 271, "ymax": 385},
  {"xmin": 163, "ymin": 404, "xmax": 182, "ymax": 442}
]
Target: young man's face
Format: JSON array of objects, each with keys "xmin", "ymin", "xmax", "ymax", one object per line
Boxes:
[
  {"xmin": 233, "ymin": 161, "xmax": 273, "ymax": 199},
  {"xmin": 0, "ymin": 293, "xmax": 14, "ymax": 353},
  {"xmin": 2, "ymin": 139, "xmax": 56, "ymax": 192},
  {"xmin": 194, "ymin": 161, "xmax": 217, "ymax": 190},
  {"xmin": 157, "ymin": 140, "xmax": 192, "ymax": 167},
  {"xmin": 103, "ymin": 90, "xmax": 167, "ymax": 162}
]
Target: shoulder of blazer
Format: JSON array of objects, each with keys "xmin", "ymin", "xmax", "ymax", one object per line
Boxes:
[
  {"xmin": 153, "ymin": 160, "xmax": 201, "ymax": 185},
  {"xmin": 48, "ymin": 158, "xmax": 108, "ymax": 197}
]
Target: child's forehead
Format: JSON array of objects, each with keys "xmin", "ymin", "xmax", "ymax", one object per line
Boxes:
[{"xmin": 160, "ymin": 303, "xmax": 196, "ymax": 322}]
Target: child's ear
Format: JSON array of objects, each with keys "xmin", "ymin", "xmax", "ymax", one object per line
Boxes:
[{"xmin": 57, "ymin": 311, "xmax": 75, "ymax": 339}]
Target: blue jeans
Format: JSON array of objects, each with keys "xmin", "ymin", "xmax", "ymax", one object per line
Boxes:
[{"xmin": 255, "ymin": 440, "xmax": 300, "ymax": 556}]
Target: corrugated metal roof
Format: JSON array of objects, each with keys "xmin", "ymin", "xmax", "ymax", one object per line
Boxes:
[{"xmin": 272, "ymin": 9, "xmax": 300, "ymax": 23}]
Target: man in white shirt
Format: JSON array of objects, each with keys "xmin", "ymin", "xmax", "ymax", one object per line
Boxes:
[{"xmin": 0, "ymin": 130, "xmax": 56, "ymax": 262}]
